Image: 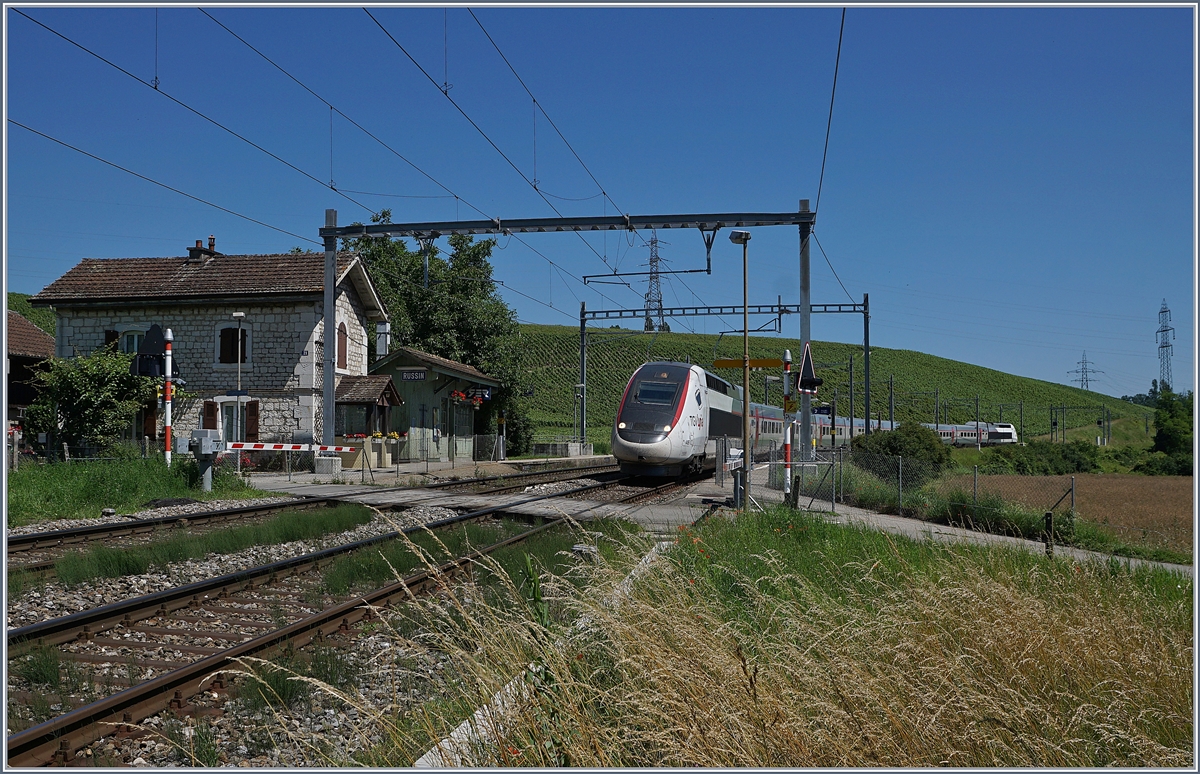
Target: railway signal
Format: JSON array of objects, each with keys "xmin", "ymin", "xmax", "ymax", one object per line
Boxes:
[{"xmin": 795, "ymin": 342, "xmax": 823, "ymax": 395}]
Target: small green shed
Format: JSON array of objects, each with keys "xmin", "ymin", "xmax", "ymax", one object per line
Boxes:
[{"xmin": 369, "ymin": 347, "xmax": 501, "ymax": 462}]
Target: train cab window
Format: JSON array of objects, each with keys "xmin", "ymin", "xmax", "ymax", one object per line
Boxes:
[
  {"xmin": 695, "ymin": 389, "xmax": 702, "ymax": 406},
  {"xmin": 635, "ymin": 381, "xmax": 678, "ymax": 405}
]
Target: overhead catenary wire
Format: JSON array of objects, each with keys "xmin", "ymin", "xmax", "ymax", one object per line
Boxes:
[
  {"xmin": 364, "ymin": 8, "xmax": 638, "ymax": 293},
  {"xmin": 12, "ymin": 8, "xmax": 377, "ymax": 218},
  {"xmin": 812, "ymin": 232, "xmax": 856, "ymax": 304},
  {"xmin": 814, "ymin": 7, "xmax": 846, "ymax": 215},
  {"xmin": 201, "ymin": 8, "xmax": 623, "ymax": 310},
  {"xmin": 9, "ymin": 120, "xmax": 320, "ymax": 246}
]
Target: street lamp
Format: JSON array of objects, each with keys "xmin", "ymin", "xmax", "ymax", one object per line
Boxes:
[
  {"xmin": 729, "ymin": 229, "xmax": 752, "ymax": 508},
  {"xmin": 232, "ymin": 312, "xmax": 245, "ymax": 475}
]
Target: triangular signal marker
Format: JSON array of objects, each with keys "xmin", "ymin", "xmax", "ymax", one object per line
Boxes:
[{"xmin": 795, "ymin": 342, "xmax": 823, "ymax": 395}]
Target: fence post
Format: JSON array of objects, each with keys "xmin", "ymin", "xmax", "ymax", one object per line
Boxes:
[
  {"xmin": 1070, "ymin": 476, "xmax": 1076, "ymax": 515},
  {"xmin": 143, "ymin": 436, "xmax": 149, "ymax": 458},
  {"xmin": 830, "ymin": 458, "xmax": 836, "ymax": 514},
  {"xmin": 1044, "ymin": 511, "xmax": 1054, "ymax": 558},
  {"xmin": 62, "ymin": 442, "xmax": 70, "ymax": 463},
  {"xmin": 973, "ymin": 464, "xmax": 978, "ymax": 522},
  {"xmin": 897, "ymin": 455, "xmax": 902, "ymax": 515}
]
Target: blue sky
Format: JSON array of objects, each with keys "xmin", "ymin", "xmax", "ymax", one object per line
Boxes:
[{"xmin": 4, "ymin": 4, "xmax": 1194, "ymax": 397}]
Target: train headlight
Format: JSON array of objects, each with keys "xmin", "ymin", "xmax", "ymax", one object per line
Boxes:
[
  {"xmin": 618, "ymin": 422, "xmax": 626, "ymax": 429},
  {"xmin": 663, "ymin": 425, "xmax": 671, "ymax": 432}
]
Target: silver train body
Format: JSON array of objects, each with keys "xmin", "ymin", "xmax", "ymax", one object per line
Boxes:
[{"xmin": 611, "ymin": 362, "xmax": 785, "ymax": 476}]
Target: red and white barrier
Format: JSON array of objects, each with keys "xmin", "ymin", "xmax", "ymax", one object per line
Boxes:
[{"xmin": 224, "ymin": 442, "xmax": 356, "ymax": 453}]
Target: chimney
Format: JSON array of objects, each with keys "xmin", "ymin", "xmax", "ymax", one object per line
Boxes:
[
  {"xmin": 376, "ymin": 322, "xmax": 391, "ymax": 361},
  {"xmin": 186, "ymin": 237, "xmax": 220, "ymax": 262}
]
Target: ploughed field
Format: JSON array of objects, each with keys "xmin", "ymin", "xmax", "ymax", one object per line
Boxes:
[{"xmin": 935, "ymin": 473, "xmax": 1193, "ymax": 555}]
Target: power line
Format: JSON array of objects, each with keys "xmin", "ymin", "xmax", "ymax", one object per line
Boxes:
[
  {"xmin": 198, "ymin": 9, "xmax": 487, "ymax": 217},
  {"xmin": 364, "ymin": 8, "xmax": 637, "ymax": 292},
  {"xmin": 811, "ymin": 232, "xmax": 855, "ymax": 303},
  {"xmin": 9, "ymin": 119, "xmax": 320, "ymax": 246},
  {"xmin": 13, "ymin": 8, "xmax": 376, "ymax": 218},
  {"xmin": 814, "ymin": 8, "xmax": 846, "ymax": 215},
  {"xmin": 200, "ymin": 9, "xmax": 619, "ymax": 312}
]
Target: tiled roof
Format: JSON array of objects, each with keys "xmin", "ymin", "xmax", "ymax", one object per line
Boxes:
[
  {"xmin": 6, "ymin": 311, "xmax": 54, "ymax": 359},
  {"xmin": 335, "ymin": 374, "xmax": 402, "ymax": 405},
  {"xmin": 30, "ymin": 252, "xmax": 356, "ymax": 303},
  {"xmin": 379, "ymin": 346, "xmax": 498, "ymax": 385}
]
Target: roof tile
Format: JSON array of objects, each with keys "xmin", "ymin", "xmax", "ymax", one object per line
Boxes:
[{"xmin": 6, "ymin": 311, "xmax": 55, "ymax": 359}]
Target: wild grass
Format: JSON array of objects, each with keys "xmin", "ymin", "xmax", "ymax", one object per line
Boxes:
[
  {"xmin": 329, "ymin": 507, "xmax": 1192, "ymax": 767},
  {"xmin": 6, "ymin": 455, "xmax": 261, "ymax": 527},
  {"xmin": 46, "ymin": 504, "xmax": 373, "ymax": 586}
]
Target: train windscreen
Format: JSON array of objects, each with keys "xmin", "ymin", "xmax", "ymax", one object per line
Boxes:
[{"xmin": 635, "ymin": 382, "xmax": 678, "ymax": 405}]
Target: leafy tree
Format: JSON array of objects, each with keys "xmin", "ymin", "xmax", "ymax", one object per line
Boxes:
[
  {"xmin": 24, "ymin": 349, "xmax": 158, "ymax": 451},
  {"xmin": 1134, "ymin": 388, "xmax": 1193, "ymax": 475},
  {"xmin": 347, "ymin": 210, "xmax": 534, "ymax": 454},
  {"xmin": 1121, "ymin": 379, "xmax": 1160, "ymax": 407}
]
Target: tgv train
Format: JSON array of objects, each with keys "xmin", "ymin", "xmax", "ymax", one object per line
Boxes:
[
  {"xmin": 611, "ymin": 361, "xmax": 1018, "ymax": 476},
  {"xmin": 612, "ymin": 362, "xmax": 785, "ymax": 476}
]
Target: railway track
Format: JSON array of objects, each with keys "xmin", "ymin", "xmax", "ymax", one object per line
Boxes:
[
  {"xmin": 6, "ymin": 463, "xmax": 621, "ymax": 579},
  {"xmin": 6, "ymin": 474, "xmax": 699, "ymax": 766}
]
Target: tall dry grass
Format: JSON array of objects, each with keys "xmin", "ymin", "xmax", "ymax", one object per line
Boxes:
[{"xmin": 279, "ymin": 511, "xmax": 1194, "ymax": 768}]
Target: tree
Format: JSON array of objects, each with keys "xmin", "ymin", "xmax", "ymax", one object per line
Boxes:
[
  {"xmin": 347, "ymin": 210, "xmax": 534, "ymax": 454},
  {"xmin": 24, "ymin": 349, "xmax": 158, "ymax": 451}
]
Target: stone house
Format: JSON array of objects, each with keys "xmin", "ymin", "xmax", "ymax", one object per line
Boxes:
[
  {"xmin": 6, "ymin": 310, "xmax": 55, "ymax": 422},
  {"xmin": 30, "ymin": 237, "xmax": 389, "ymax": 444}
]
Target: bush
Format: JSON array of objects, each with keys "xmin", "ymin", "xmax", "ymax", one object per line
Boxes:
[
  {"xmin": 979, "ymin": 440, "xmax": 1099, "ymax": 476},
  {"xmin": 1133, "ymin": 451, "xmax": 1193, "ymax": 477},
  {"xmin": 851, "ymin": 423, "xmax": 951, "ymax": 468}
]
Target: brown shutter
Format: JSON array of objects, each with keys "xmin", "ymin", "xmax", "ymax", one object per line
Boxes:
[
  {"xmin": 337, "ymin": 324, "xmax": 348, "ymax": 369},
  {"xmin": 104, "ymin": 330, "xmax": 119, "ymax": 350},
  {"xmin": 245, "ymin": 400, "xmax": 259, "ymax": 442},
  {"xmin": 202, "ymin": 400, "xmax": 218, "ymax": 430}
]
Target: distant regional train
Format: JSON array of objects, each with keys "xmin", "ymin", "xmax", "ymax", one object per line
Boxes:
[{"xmin": 611, "ymin": 361, "xmax": 1015, "ymax": 476}]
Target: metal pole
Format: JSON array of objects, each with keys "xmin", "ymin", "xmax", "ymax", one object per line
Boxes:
[
  {"xmin": 236, "ymin": 315, "xmax": 243, "ymax": 475},
  {"xmin": 897, "ymin": 455, "xmax": 902, "ymax": 514},
  {"xmin": 742, "ymin": 238, "xmax": 751, "ymax": 502},
  {"xmin": 848, "ymin": 356, "xmax": 854, "ymax": 441},
  {"xmin": 322, "ymin": 209, "xmax": 338, "ymax": 446},
  {"xmin": 164, "ymin": 328, "xmax": 173, "ymax": 466},
  {"xmin": 1020, "ymin": 401, "xmax": 1024, "ymax": 444},
  {"xmin": 579, "ymin": 302, "xmax": 587, "ymax": 448},
  {"xmin": 975, "ymin": 393, "xmax": 980, "ymax": 450},
  {"xmin": 783, "ymin": 349, "xmax": 792, "ymax": 497},
  {"xmin": 798, "ymin": 199, "xmax": 812, "ymax": 462},
  {"xmin": 934, "ymin": 388, "xmax": 939, "ymax": 429},
  {"xmin": 863, "ymin": 293, "xmax": 871, "ymax": 434},
  {"xmin": 832, "ymin": 388, "xmax": 838, "ymax": 448}
]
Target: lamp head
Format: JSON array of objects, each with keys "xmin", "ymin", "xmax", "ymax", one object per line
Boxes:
[
  {"xmin": 231, "ymin": 312, "xmax": 245, "ymax": 320},
  {"xmin": 728, "ymin": 230, "xmax": 751, "ymax": 245}
]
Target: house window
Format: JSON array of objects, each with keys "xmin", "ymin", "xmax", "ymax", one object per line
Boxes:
[
  {"xmin": 120, "ymin": 331, "xmax": 144, "ymax": 354},
  {"xmin": 337, "ymin": 323, "xmax": 348, "ymax": 369},
  {"xmin": 218, "ymin": 327, "xmax": 248, "ymax": 364},
  {"xmin": 335, "ymin": 404, "xmax": 368, "ymax": 436}
]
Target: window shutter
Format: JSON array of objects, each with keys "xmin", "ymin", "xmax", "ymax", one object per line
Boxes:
[
  {"xmin": 104, "ymin": 330, "xmax": 119, "ymax": 350},
  {"xmin": 245, "ymin": 400, "xmax": 259, "ymax": 442},
  {"xmin": 337, "ymin": 323, "xmax": 348, "ymax": 369},
  {"xmin": 202, "ymin": 400, "xmax": 218, "ymax": 430}
]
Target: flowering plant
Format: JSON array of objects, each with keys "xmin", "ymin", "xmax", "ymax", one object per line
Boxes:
[
  {"xmin": 344, "ymin": 433, "xmax": 367, "ymax": 439},
  {"xmin": 387, "ymin": 431, "xmax": 401, "ymax": 439},
  {"xmin": 450, "ymin": 390, "xmax": 468, "ymax": 402},
  {"xmin": 371, "ymin": 431, "xmax": 383, "ymax": 438}
]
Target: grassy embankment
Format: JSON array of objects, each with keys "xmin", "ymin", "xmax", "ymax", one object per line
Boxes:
[
  {"xmin": 6, "ymin": 456, "xmax": 265, "ymax": 528},
  {"xmin": 258, "ymin": 507, "xmax": 1191, "ymax": 767},
  {"xmin": 513, "ymin": 323, "xmax": 1150, "ymax": 446},
  {"xmin": 7, "ymin": 504, "xmax": 375, "ymax": 599}
]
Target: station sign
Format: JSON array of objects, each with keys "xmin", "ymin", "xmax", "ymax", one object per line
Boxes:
[
  {"xmin": 465, "ymin": 387, "xmax": 491, "ymax": 400},
  {"xmin": 397, "ymin": 368, "xmax": 427, "ymax": 381},
  {"xmin": 812, "ymin": 405, "xmax": 832, "ymax": 415}
]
